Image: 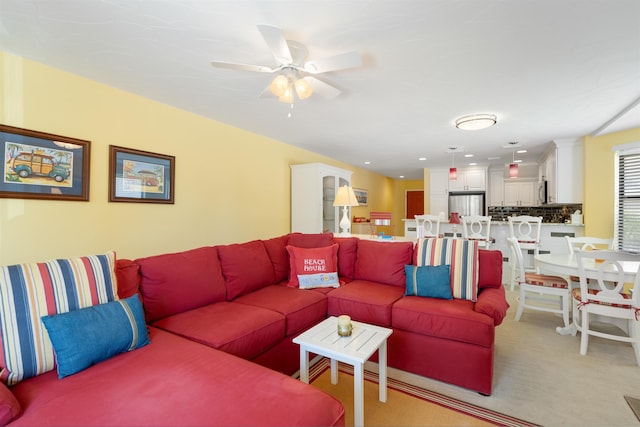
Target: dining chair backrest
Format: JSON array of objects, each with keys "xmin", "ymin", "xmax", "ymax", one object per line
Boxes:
[
  {"xmin": 565, "ymin": 236, "xmax": 613, "ymax": 254},
  {"xmin": 507, "ymin": 237, "xmax": 526, "ymax": 285},
  {"xmin": 461, "ymin": 215, "xmax": 492, "ymax": 248},
  {"xmin": 414, "ymin": 214, "xmax": 440, "ymax": 238},
  {"xmin": 508, "ymin": 215, "xmax": 542, "ymax": 252}
]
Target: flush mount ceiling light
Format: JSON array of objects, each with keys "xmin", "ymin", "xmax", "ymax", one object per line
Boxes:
[{"xmin": 455, "ymin": 114, "xmax": 497, "ymax": 131}]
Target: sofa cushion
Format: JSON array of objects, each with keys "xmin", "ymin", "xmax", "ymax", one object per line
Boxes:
[
  {"xmin": 286, "ymin": 244, "xmax": 339, "ymax": 289},
  {"xmin": 327, "ymin": 280, "xmax": 405, "ymax": 327},
  {"xmin": 262, "ymin": 235, "xmax": 290, "ymax": 283},
  {"xmin": 391, "ymin": 296, "xmax": 495, "ymax": 347},
  {"xmin": 478, "ymin": 249, "xmax": 503, "ymax": 289},
  {"xmin": 152, "ymin": 302, "xmax": 285, "ymax": 360},
  {"xmin": 137, "ymin": 246, "xmax": 225, "ymax": 322},
  {"xmin": 415, "ymin": 238, "xmax": 479, "ymax": 301},
  {"xmin": 333, "ymin": 237, "xmax": 358, "ymax": 280},
  {"xmin": 41, "ymin": 294, "xmax": 150, "ymax": 379},
  {"xmin": 0, "ymin": 251, "xmax": 118, "ymax": 386},
  {"xmin": 404, "ymin": 265, "xmax": 452, "ymax": 300},
  {"xmin": 234, "ymin": 285, "xmax": 328, "ymax": 336},
  {"xmin": 0, "ymin": 382, "xmax": 20, "ymax": 425},
  {"xmin": 115, "ymin": 258, "xmax": 140, "ymax": 299},
  {"xmin": 218, "ymin": 240, "xmax": 276, "ymax": 300},
  {"xmin": 287, "ymin": 232, "xmax": 334, "ymax": 248},
  {"xmin": 354, "ymin": 240, "xmax": 413, "ymax": 287}
]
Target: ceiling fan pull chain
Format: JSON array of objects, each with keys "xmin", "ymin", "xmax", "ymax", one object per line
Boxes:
[{"xmin": 288, "ymin": 102, "xmax": 294, "ymax": 118}]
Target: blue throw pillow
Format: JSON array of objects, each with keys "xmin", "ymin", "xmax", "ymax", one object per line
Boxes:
[
  {"xmin": 41, "ymin": 294, "xmax": 150, "ymax": 379},
  {"xmin": 404, "ymin": 264, "xmax": 453, "ymax": 299}
]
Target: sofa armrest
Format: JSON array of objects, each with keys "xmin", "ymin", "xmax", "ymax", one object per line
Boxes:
[
  {"xmin": 474, "ymin": 286, "xmax": 510, "ymax": 326},
  {"xmin": 0, "ymin": 381, "xmax": 21, "ymax": 425}
]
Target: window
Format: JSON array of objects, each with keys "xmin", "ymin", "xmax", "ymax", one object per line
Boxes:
[{"xmin": 616, "ymin": 150, "xmax": 640, "ymax": 252}]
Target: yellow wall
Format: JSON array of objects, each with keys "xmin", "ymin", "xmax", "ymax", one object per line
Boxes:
[
  {"xmin": 0, "ymin": 52, "xmax": 393, "ymax": 265},
  {"xmin": 583, "ymin": 127, "xmax": 640, "ymax": 237}
]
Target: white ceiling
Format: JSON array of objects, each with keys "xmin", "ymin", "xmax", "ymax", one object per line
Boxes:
[{"xmin": 1, "ymin": 0, "xmax": 639, "ymax": 180}]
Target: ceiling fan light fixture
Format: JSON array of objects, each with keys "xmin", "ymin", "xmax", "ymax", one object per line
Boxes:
[
  {"xmin": 294, "ymin": 77, "xmax": 313, "ymax": 100},
  {"xmin": 269, "ymin": 74, "xmax": 289, "ymax": 97},
  {"xmin": 455, "ymin": 114, "xmax": 497, "ymax": 131}
]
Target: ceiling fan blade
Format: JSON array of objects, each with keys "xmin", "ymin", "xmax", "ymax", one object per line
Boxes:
[
  {"xmin": 211, "ymin": 61, "xmax": 275, "ymax": 73},
  {"xmin": 305, "ymin": 76, "xmax": 341, "ymax": 99},
  {"xmin": 304, "ymin": 51, "xmax": 361, "ymax": 74},
  {"xmin": 257, "ymin": 24, "xmax": 293, "ymax": 65}
]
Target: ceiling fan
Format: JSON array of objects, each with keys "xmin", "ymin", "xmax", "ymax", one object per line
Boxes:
[{"xmin": 211, "ymin": 25, "xmax": 362, "ymax": 102}]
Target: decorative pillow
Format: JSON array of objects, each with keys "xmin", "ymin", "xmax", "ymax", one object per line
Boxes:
[
  {"xmin": 404, "ymin": 265, "xmax": 452, "ymax": 299},
  {"xmin": 287, "ymin": 232, "xmax": 334, "ymax": 248},
  {"xmin": 0, "ymin": 252, "xmax": 118, "ymax": 385},
  {"xmin": 41, "ymin": 294, "xmax": 150, "ymax": 379},
  {"xmin": 286, "ymin": 244, "xmax": 339, "ymax": 289},
  {"xmin": 415, "ymin": 238, "xmax": 479, "ymax": 301},
  {"xmin": 0, "ymin": 382, "xmax": 20, "ymax": 425}
]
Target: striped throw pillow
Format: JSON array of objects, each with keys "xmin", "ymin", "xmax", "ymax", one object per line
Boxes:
[
  {"xmin": 415, "ymin": 238, "xmax": 479, "ymax": 301},
  {"xmin": 0, "ymin": 252, "xmax": 118, "ymax": 385}
]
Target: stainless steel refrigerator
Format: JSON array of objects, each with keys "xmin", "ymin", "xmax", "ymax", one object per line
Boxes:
[{"xmin": 448, "ymin": 192, "xmax": 486, "ymax": 217}]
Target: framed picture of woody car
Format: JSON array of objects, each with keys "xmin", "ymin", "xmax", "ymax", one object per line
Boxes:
[
  {"xmin": 109, "ymin": 145, "xmax": 175, "ymax": 204},
  {"xmin": 0, "ymin": 124, "xmax": 90, "ymax": 201}
]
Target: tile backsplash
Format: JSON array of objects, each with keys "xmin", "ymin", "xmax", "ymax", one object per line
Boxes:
[{"xmin": 488, "ymin": 204, "xmax": 583, "ymax": 223}]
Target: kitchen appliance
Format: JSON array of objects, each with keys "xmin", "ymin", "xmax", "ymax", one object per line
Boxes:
[
  {"xmin": 538, "ymin": 180, "xmax": 548, "ymax": 205},
  {"xmin": 448, "ymin": 192, "xmax": 485, "ymax": 217}
]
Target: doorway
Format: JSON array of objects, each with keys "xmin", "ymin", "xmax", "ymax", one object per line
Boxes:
[{"xmin": 406, "ymin": 190, "xmax": 424, "ymax": 219}]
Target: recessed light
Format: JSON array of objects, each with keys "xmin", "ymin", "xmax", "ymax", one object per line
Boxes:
[
  {"xmin": 468, "ymin": 162, "xmax": 477, "ymax": 166},
  {"xmin": 364, "ymin": 161, "xmax": 371, "ymax": 165},
  {"xmin": 464, "ymin": 154, "xmax": 474, "ymax": 158},
  {"xmin": 399, "ymin": 175, "xmax": 405, "ymax": 179},
  {"xmin": 517, "ymin": 149, "xmax": 527, "ymax": 154},
  {"xmin": 418, "ymin": 157, "xmax": 427, "ymax": 161}
]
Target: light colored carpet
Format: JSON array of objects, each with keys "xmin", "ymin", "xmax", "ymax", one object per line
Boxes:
[
  {"xmin": 310, "ymin": 358, "xmax": 536, "ymax": 426},
  {"xmin": 364, "ymin": 288, "xmax": 640, "ymax": 427}
]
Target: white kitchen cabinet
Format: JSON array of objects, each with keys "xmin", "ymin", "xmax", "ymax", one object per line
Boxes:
[
  {"xmin": 540, "ymin": 138, "xmax": 583, "ymax": 204},
  {"xmin": 291, "ymin": 163, "xmax": 352, "ymax": 233},
  {"xmin": 504, "ymin": 180, "xmax": 537, "ymax": 206},
  {"xmin": 489, "ymin": 170, "xmax": 504, "ymax": 206},
  {"xmin": 448, "ymin": 168, "xmax": 487, "ymax": 191},
  {"xmin": 429, "ymin": 168, "xmax": 449, "ymax": 215}
]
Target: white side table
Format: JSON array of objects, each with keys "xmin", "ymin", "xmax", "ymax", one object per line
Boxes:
[{"xmin": 293, "ymin": 317, "xmax": 393, "ymax": 427}]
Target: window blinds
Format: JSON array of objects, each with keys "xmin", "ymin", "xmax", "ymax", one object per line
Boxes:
[{"xmin": 618, "ymin": 152, "xmax": 640, "ymax": 252}]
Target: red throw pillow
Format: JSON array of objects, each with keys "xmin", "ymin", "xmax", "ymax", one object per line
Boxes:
[
  {"xmin": 287, "ymin": 232, "xmax": 334, "ymax": 248},
  {"xmin": 286, "ymin": 244, "xmax": 339, "ymax": 289}
]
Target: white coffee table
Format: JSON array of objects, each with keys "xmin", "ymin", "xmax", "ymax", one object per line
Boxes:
[{"xmin": 293, "ymin": 316, "xmax": 393, "ymax": 427}]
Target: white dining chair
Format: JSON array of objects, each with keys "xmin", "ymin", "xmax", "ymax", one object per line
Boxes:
[
  {"xmin": 564, "ymin": 236, "xmax": 614, "ymax": 288},
  {"xmin": 508, "ymin": 215, "xmax": 543, "ymax": 291},
  {"xmin": 461, "ymin": 215, "xmax": 492, "ymax": 249},
  {"xmin": 414, "ymin": 214, "xmax": 441, "ymax": 238},
  {"xmin": 508, "ymin": 237, "xmax": 571, "ymax": 329},
  {"xmin": 573, "ymin": 250, "xmax": 640, "ymax": 366}
]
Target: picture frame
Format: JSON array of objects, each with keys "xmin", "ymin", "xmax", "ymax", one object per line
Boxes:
[
  {"xmin": 0, "ymin": 124, "xmax": 90, "ymax": 201},
  {"xmin": 109, "ymin": 145, "xmax": 175, "ymax": 204},
  {"xmin": 354, "ymin": 188, "xmax": 368, "ymax": 206}
]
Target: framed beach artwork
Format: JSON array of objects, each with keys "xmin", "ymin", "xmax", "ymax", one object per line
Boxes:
[
  {"xmin": 354, "ymin": 188, "xmax": 368, "ymax": 206},
  {"xmin": 0, "ymin": 124, "xmax": 90, "ymax": 201},
  {"xmin": 109, "ymin": 145, "xmax": 175, "ymax": 204}
]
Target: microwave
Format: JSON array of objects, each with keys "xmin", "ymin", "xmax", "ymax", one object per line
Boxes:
[{"xmin": 537, "ymin": 180, "xmax": 548, "ymax": 205}]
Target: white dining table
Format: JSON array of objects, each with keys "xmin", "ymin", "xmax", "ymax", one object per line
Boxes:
[{"xmin": 534, "ymin": 253, "xmax": 640, "ymax": 335}]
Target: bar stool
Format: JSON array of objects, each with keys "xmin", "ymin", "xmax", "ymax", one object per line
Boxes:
[
  {"xmin": 414, "ymin": 214, "xmax": 441, "ymax": 238},
  {"xmin": 461, "ymin": 215, "xmax": 492, "ymax": 248}
]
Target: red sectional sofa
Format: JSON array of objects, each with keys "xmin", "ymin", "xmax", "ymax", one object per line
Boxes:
[{"xmin": 0, "ymin": 232, "xmax": 509, "ymax": 426}]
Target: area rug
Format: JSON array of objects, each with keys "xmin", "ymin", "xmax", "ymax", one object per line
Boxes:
[{"xmin": 308, "ymin": 358, "xmax": 538, "ymax": 427}]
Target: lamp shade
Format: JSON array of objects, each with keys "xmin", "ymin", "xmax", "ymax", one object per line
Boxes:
[
  {"xmin": 509, "ymin": 163, "xmax": 519, "ymax": 178},
  {"xmin": 269, "ymin": 75, "xmax": 289, "ymax": 97},
  {"xmin": 333, "ymin": 186, "xmax": 359, "ymax": 207},
  {"xmin": 449, "ymin": 167, "xmax": 457, "ymax": 180},
  {"xmin": 294, "ymin": 78, "xmax": 313, "ymax": 100}
]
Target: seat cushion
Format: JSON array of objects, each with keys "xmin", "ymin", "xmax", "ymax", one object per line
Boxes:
[
  {"xmin": 392, "ymin": 296, "xmax": 494, "ymax": 347},
  {"xmin": 218, "ymin": 240, "xmax": 276, "ymax": 300},
  {"xmin": 152, "ymin": 302, "xmax": 285, "ymax": 360},
  {"xmin": 525, "ymin": 273, "xmax": 568, "ymax": 289},
  {"xmin": 137, "ymin": 246, "xmax": 226, "ymax": 322},
  {"xmin": 327, "ymin": 280, "xmax": 405, "ymax": 326},
  {"xmin": 234, "ymin": 285, "xmax": 328, "ymax": 336}
]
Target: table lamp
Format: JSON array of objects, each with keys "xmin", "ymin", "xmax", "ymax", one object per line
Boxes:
[{"xmin": 333, "ymin": 185, "xmax": 359, "ymax": 235}]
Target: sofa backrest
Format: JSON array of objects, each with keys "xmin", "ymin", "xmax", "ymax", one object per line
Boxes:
[
  {"xmin": 354, "ymin": 240, "xmax": 414, "ymax": 287},
  {"xmin": 136, "ymin": 246, "xmax": 226, "ymax": 323}
]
